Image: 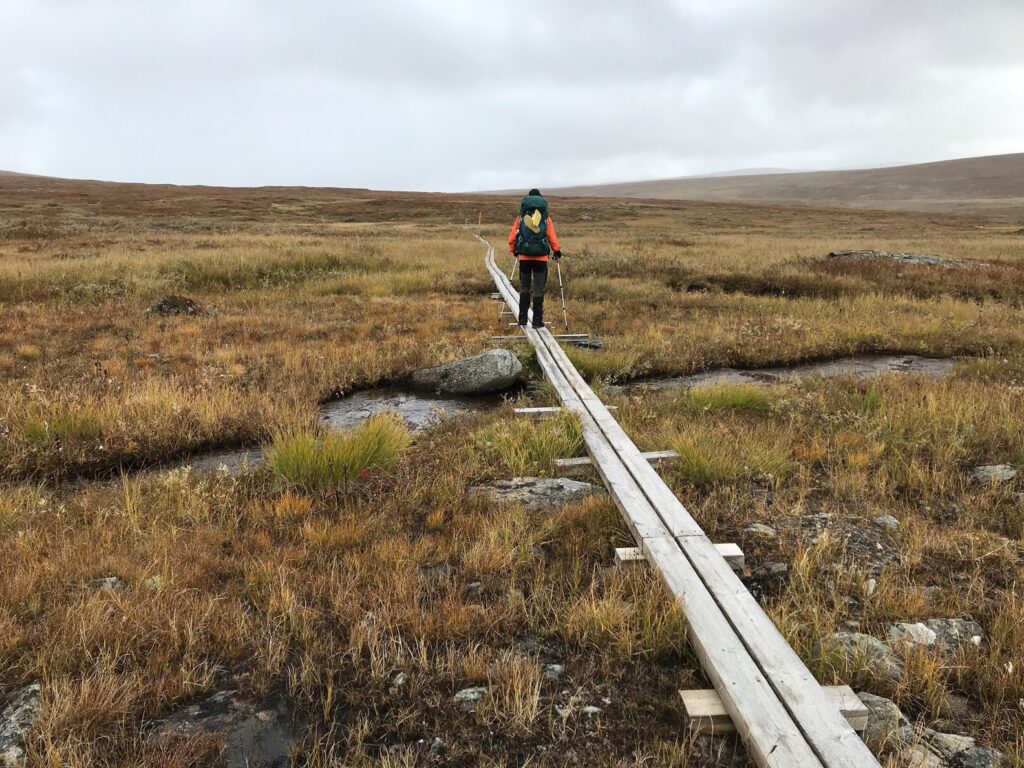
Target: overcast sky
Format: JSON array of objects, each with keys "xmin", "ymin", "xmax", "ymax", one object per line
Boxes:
[{"xmin": 2, "ymin": 0, "xmax": 1023, "ymax": 191}]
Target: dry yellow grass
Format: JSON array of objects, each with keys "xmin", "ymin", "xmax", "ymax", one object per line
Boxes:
[{"xmin": 1, "ymin": 175, "xmax": 1022, "ymax": 765}]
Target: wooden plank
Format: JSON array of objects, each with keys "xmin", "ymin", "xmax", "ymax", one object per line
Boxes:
[
  {"xmin": 616, "ymin": 543, "xmax": 744, "ymax": 571},
  {"xmin": 558, "ymin": 449, "xmax": 678, "ymax": 473},
  {"xmin": 485, "ymin": 245, "xmax": 828, "ymax": 768},
  {"xmin": 514, "ymin": 406, "xmax": 562, "ymax": 416},
  {"xmin": 680, "ymin": 685, "xmax": 869, "ymax": 735},
  {"xmin": 530, "ymin": 314, "xmax": 879, "ymax": 767}
]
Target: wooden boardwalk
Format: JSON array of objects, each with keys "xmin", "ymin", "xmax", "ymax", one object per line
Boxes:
[{"xmin": 482, "ymin": 238, "xmax": 880, "ymax": 768}]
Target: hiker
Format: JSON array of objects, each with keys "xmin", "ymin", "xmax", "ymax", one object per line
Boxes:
[{"xmin": 508, "ymin": 188, "xmax": 561, "ymax": 328}]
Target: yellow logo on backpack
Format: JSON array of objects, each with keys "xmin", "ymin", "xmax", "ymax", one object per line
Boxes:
[{"xmin": 523, "ymin": 209, "xmax": 542, "ymax": 234}]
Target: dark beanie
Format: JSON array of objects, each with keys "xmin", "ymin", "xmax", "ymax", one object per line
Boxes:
[{"xmin": 528, "ymin": 188, "xmax": 541, "ymax": 196}]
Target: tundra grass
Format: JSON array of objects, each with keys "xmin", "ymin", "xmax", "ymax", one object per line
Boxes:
[{"xmin": 1, "ymin": 178, "xmax": 1023, "ymax": 765}]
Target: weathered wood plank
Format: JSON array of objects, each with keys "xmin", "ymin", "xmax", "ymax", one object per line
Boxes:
[
  {"xmin": 485, "ymin": 246, "xmax": 829, "ymax": 767},
  {"xmin": 616, "ymin": 543, "xmax": 744, "ymax": 571},
  {"xmin": 558, "ymin": 449, "xmax": 678, "ymax": 473},
  {"xmin": 680, "ymin": 685, "xmax": 869, "ymax": 735}
]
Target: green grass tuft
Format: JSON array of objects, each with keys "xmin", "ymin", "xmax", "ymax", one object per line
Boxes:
[
  {"xmin": 269, "ymin": 414, "xmax": 410, "ymax": 493},
  {"xmin": 680, "ymin": 383, "xmax": 774, "ymax": 414}
]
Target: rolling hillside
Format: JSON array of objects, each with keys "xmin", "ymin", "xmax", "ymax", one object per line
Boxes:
[{"xmin": 551, "ymin": 153, "xmax": 1024, "ymax": 215}]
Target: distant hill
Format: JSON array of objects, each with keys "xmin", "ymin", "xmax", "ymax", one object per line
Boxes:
[{"xmin": 550, "ymin": 153, "xmax": 1024, "ymax": 214}]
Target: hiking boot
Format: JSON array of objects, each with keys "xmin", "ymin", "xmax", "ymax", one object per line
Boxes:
[
  {"xmin": 517, "ymin": 292, "xmax": 529, "ymax": 326},
  {"xmin": 531, "ymin": 297, "xmax": 545, "ymax": 328}
]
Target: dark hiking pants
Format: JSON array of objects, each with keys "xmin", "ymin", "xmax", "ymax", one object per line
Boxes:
[{"xmin": 518, "ymin": 260, "xmax": 548, "ymax": 298}]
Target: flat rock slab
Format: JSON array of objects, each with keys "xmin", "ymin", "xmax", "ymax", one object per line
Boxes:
[
  {"xmin": 473, "ymin": 477, "xmax": 599, "ymax": 510},
  {"xmin": 0, "ymin": 682, "xmax": 41, "ymax": 767},
  {"xmin": 827, "ymin": 249, "xmax": 983, "ymax": 268},
  {"xmin": 411, "ymin": 349, "xmax": 522, "ymax": 394},
  {"xmin": 971, "ymin": 465, "xmax": 1017, "ymax": 485},
  {"xmin": 148, "ymin": 690, "xmax": 295, "ymax": 768}
]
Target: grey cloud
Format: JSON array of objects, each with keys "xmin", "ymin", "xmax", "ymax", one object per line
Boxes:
[{"xmin": 1, "ymin": 0, "xmax": 1022, "ymax": 190}]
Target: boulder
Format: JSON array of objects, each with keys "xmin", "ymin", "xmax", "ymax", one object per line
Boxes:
[
  {"xmin": 148, "ymin": 690, "xmax": 294, "ymax": 768},
  {"xmin": 970, "ymin": 465, "xmax": 1017, "ymax": 485},
  {"xmin": 815, "ymin": 632, "xmax": 905, "ymax": 684},
  {"xmin": 472, "ymin": 477, "xmax": 599, "ymax": 511},
  {"xmin": 410, "ymin": 349, "xmax": 522, "ymax": 394},
  {"xmin": 0, "ymin": 682, "xmax": 41, "ymax": 768},
  {"xmin": 453, "ymin": 686, "xmax": 489, "ymax": 710}
]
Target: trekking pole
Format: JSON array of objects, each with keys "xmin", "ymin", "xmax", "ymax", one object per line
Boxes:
[
  {"xmin": 509, "ymin": 254, "xmax": 518, "ymax": 281},
  {"xmin": 556, "ymin": 259, "xmax": 569, "ymax": 331}
]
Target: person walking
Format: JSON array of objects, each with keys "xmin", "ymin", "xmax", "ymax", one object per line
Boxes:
[{"xmin": 508, "ymin": 188, "xmax": 561, "ymax": 328}]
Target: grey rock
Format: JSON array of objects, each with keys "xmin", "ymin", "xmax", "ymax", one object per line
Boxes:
[
  {"xmin": 149, "ymin": 690, "xmax": 294, "ymax": 768},
  {"xmin": 857, "ymin": 692, "xmax": 913, "ymax": 750},
  {"xmin": 581, "ymin": 705, "xmax": 602, "ymax": 716},
  {"xmin": 815, "ymin": 632, "xmax": 905, "ymax": 683},
  {"xmin": 410, "ymin": 349, "xmax": 522, "ymax": 394},
  {"xmin": 887, "ymin": 622, "xmax": 938, "ymax": 647},
  {"xmin": 921, "ymin": 618, "xmax": 984, "ymax": 651},
  {"xmin": 429, "ymin": 737, "xmax": 447, "ymax": 755},
  {"xmin": 826, "ymin": 250, "xmax": 979, "ymax": 268},
  {"xmin": 970, "ymin": 465, "xmax": 1017, "ymax": 485},
  {"xmin": 88, "ymin": 576, "xmax": 125, "ymax": 591},
  {"xmin": 464, "ymin": 581, "xmax": 483, "ymax": 596},
  {"xmin": 389, "ymin": 672, "xmax": 408, "ymax": 694},
  {"xmin": 909, "ymin": 730, "xmax": 1003, "ymax": 768},
  {"xmin": 874, "ymin": 514, "xmax": 901, "ymax": 532},
  {"xmin": 453, "ymin": 686, "xmax": 488, "ymax": 709},
  {"xmin": 542, "ymin": 664, "xmax": 565, "ymax": 681},
  {"xmin": 762, "ymin": 562, "xmax": 789, "ymax": 577},
  {"xmin": 572, "ymin": 338, "xmax": 603, "ymax": 350},
  {"xmin": 744, "ymin": 523, "xmax": 778, "ymax": 542},
  {"xmin": 472, "ymin": 477, "xmax": 599, "ymax": 511},
  {"xmin": 0, "ymin": 682, "xmax": 41, "ymax": 767}
]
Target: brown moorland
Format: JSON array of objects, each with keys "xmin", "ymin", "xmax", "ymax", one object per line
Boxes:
[{"xmin": 0, "ymin": 173, "xmax": 1023, "ymax": 766}]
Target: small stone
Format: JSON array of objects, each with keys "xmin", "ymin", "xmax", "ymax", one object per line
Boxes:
[
  {"xmin": 0, "ymin": 682, "xmax": 42, "ymax": 767},
  {"xmin": 581, "ymin": 705, "xmax": 601, "ymax": 716},
  {"xmin": 970, "ymin": 465, "xmax": 1018, "ymax": 485},
  {"xmin": 464, "ymin": 582, "xmax": 483, "ymax": 596},
  {"xmin": 873, "ymin": 515, "xmax": 901, "ymax": 532},
  {"xmin": 88, "ymin": 576, "xmax": 125, "ymax": 591},
  {"xmin": 453, "ymin": 686, "xmax": 488, "ymax": 709},
  {"xmin": 389, "ymin": 672, "xmax": 408, "ymax": 694},
  {"xmin": 542, "ymin": 664, "xmax": 565, "ymax": 681},
  {"xmin": 429, "ymin": 737, "xmax": 447, "ymax": 755},
  {"xmin": 887, "ymin": 622, "xmax": 938, "ymax": 647},
  {"xmin": 744, "ymin": 523, "xmax": 777, "ymax": 542},
  {"xmin": 763, "ymin": 562, "xmax": 789, "ymax": 577},
  {"xmin": 149, "ymin": 295, "xmax": 202, "ymax": 316}
]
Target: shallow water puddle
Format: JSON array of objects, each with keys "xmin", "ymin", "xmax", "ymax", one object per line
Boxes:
[
  {"xmin": 623, "ymin": 354, "xmax": 955, "ymax": 391},
  {"xmin": 181, "ymin": 387, "xmax": 499, "ymax": 474}
]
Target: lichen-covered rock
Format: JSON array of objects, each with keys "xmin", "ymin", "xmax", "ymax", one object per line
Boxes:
[
  {"xmin": 410, "ymin": 349, "xmax": 522, "ymax": 394},
  {"xmin": 472, "ymin": 477, "xmax": 599, "ymax": 511},
  {"xmin": 857, "ymin": 692, "xmax": 913, "ymax": 751},
  {"xmin": 908, "ymin": 730, "xmax": 1003, "ymax": 768},
  {"xmin": 815, "ymin": 632, "xmax": 905, "ymax": 684},
  {"xmin": 826, "ymin": 250, "xmax": 978, "ymax": 268},
  {"xmin": 921, "ymin": 618, "xmax": 984, "ymax": 651},
  {"xmin": 873, "ymin": 514, "xmax": 901, "ymax": 532},
  {"xmin": 0, "ymin": 682, "xmax": 41, "ymax": 767},
  {"xmin": 970, "ymin": 465, "xmax": 1017, "ymax": 485},
  {"xmin": 887, "ymin": 622, "xmax": 938, "ymax": 647},
  {"xmin": 148, "ymin": 690, "xmax": 294, "ymax": 768},
  {"xmin": 743, "ymin": 523, "xmax": 778, "ymax": 541}
]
